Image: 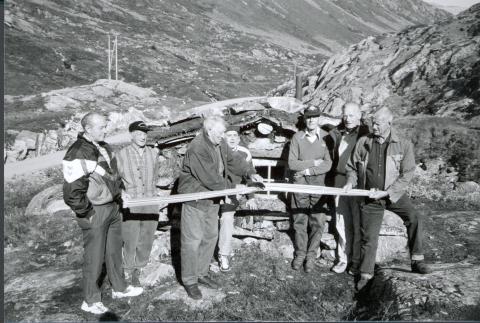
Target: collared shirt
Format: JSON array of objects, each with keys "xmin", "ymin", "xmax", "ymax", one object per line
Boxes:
[
  {"xmin": 337, "ymin": 126, "xmax": 360, "ymax": 175},
  {"xmin": 365, "ymin": 134, "xmax": 391, "ymax": 190},
  {"xmin": 303, "ymin": 127, "xmax": 321, "ymax": 143},
  {"xmin": 116, "ymin": 144, "xmax": 159, "ymax": 199}
]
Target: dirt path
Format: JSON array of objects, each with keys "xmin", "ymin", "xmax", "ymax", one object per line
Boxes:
[{"xmin": 4, "ymin": 96, "xmax": 265, "ymax": 181}]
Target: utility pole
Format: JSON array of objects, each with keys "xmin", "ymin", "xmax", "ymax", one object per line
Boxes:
[{"xmin": 107, "ymin": 34, "xmax": 118, "ymax": 80}]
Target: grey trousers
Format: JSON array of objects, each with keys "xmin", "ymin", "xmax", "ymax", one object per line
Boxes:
[
  {"xmin": 335, "ymin": 196, "xmax": 361, "ymax": 265},
  {"xmin": 121, "ymin": 212, "xmax": 158, "ymax": 274},
  {"xmin": 180, "ymin": 203, "xmax": 219, "ymax": 286},
  {"xmin": 76, "ymin": 202, "xmax": 127, "ymax": 304}
]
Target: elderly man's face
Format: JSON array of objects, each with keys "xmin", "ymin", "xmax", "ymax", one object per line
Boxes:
[
  {"xmin": 343, "ymin": 105, "xmax": 361, "ymax": 130},
  {"xmin": 305, "ymin": 116, "xmax": 319, "ymax": 131},
  {"xmin": 131, "ymin": 130, "xmax": 148, "ymax": 148},
  {"xmin": 225, "ymin": 130, "xmax": 240, "ymax": 148},
  {"xmin": 86, "ymin": 116, "xmax": 108, "ymax": 143},
  {"xmin": 372, "ymin": 115, "xmax": 391, "ymax": 138},
  {"xmin": 208, "ymin": 124, "xmax": 226, "ymax": 145}
]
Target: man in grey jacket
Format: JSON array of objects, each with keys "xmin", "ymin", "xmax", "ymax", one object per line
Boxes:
[{"xmin": 344, "ymin": 107, "xmax": 431, "ymax": 291}]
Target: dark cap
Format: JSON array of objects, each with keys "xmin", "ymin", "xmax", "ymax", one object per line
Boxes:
[
  {"xmin": 225, "ymin": 125, "xmax": 240, "ymax": 133},
  {"xmin": 128, "ymin": 121, "xmax": 151, "ymax": 132},
  {"xmin": 303, "ymin": 106, "xmax": 321, "ymax": 118}
]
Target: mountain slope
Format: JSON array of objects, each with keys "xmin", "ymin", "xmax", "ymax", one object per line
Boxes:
[
  {"xmin": 271, "ymin": 4, "xmax": 479, "ymax": 121},
  {"xmin": 5, "ymin": 0, "xmax": 450, "ymax": 101}
]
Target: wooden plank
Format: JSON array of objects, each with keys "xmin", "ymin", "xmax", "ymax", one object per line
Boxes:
[{"xmin": 124, "ymin": 183, "xmax": 385, "ymax": 207}]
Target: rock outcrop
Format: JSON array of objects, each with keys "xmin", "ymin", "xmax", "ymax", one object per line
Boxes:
[{"xmin": 270, "ymin": 4, "xmax": 479, "ymax": 121}]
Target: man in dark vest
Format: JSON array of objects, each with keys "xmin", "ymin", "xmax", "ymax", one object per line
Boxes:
[{"xmin": 326, "ymin": 102, "xmax": 369, "ymax": 275}]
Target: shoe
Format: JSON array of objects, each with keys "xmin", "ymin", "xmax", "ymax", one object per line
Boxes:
[
  {"xmin": 132, "ymin": 269, "xmax": 141, "ymax": 286},
  {"xmin": 347, "ymin": 264, "xmax": 360, "ymax": 276},
  {"xmin": 331, "ymin": 261, "xmax": 347, "ymax": 274},
  {"xmin": 291, "ymin": 257, "xmax": 304, "ymax": 271},
  {"xmin": 112, "ymin": 285, "xmax": 144, "ymax": 299},
  {"xmin": 304, "ymin": 258, "xmax": 316, "ymax": 273},
  {"xmin": 198, "ymin": 276, "xmax": 220, "ymax": 289},
  {"xmin": 219, "ymin": 255, "xmax": 231, "ymax": 272},
  {"xmin": 411, "ymin": 260, "xmax": 432, "ymax": 274},
  {"xmin": 184, "ymin": 284, "xmax": 202, "ymax": 300},
  {"xmin": 355, "ymin": 274, "xmax": 372, "ymax": 291},
  {"xmin": 80, "ymin": 301, "xmax": 109, "ymax": 315}
]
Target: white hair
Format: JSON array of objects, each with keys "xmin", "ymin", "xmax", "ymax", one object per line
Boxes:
[
  {"xmin": 374, "ymin": 107, "xmax": 394, "ymax": 123},
  {"xmin": 203, "ymin": 115, "xmax": 226, "ymax": 132}
]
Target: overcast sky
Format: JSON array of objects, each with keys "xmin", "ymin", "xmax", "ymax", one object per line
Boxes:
[{"xmin": 424, "ymin": 0, "xmax": 480, "ymax": 8}]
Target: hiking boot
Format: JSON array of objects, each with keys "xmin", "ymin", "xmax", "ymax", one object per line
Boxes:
[
  {"xmin": 184, "ymin": 284, "xmax": 202, "ymax": 300},
  {"xmin": 132, "ymin": 269, "xmax": 141, "ymax": 286},
  {"xmin": 291, "ymin": 257, "xmax": 305, "ymax": 271},
  {"xmin": 411, "ymin": 260, "xmax": 432, "ymax": 274},
  {"xmin": 355, "ymin": 274, "xmax": 372, "ymax": 292},
  {"xmin": 219, "ymin": 255, "xmax": 231, "ymax": 272},
  {"xmin": 198, "ymin": 275, "xmax": 220, "ymax": 289},
  {"xmin": 331, "ymin": 261, "xmax": 347, "ymax": 274},
  {"xmin": 112, "ymin": 285, "xmax": 144, "ymax": 299},
  {"xmin": 304, "ymin": 258, "xmax": 316, "ymax": 273},
  {"xmin": 81, "ymin": 301, "xmax": 109, "ymax": 315}
]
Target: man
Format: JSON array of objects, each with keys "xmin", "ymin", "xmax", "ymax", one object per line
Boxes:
[
  {"xmin": 63, "ymin": 113, "xmax": 143, "ymax": 315},
  {"xmin": 116, "ymin": 121, "xmax": 162, "ymax": 286},
  {"xmin": 218, "ymin": 125, "xmax": 258, "ymax": 272},
  {"xmin": 288, "ymin": 106, "xmax": 332, "ymax": 273},
  {"xmin": 326, "ymin": 103, "xmax": 369, "ymax": 274},
  {"xmin": 344, "ymin": 107, "xmax": 431, "ymax": 291},
  {"xmin": 177, "ymin": 115, "xmax": 264, "ymax": 299}
]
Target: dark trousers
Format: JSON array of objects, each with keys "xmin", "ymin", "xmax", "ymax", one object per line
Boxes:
[
  {"xmin": 180, "ymin": 203, "xmax": 219, "ymax": 286},
  {"xmin": 293, "ymin": 212, "xmax": 327, "ymax": 260},
  {"xmin": 76, "ymin": 203, "xmax": 127, "ymax": 304},
  {"xmin": 292, "ymin": 192, "xmax": 328, "ymax": 260},
  {"xmin": 359, "ymin": 194, "xmax": 425, "ymax": 275}
]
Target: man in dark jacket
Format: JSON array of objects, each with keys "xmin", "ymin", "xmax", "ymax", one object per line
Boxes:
[
  {"xmin": 63, "ymin": 112, "xmax": 143, "ymax": 315},
  {"xmin": 177, "ymin": 115, "xmax": 263, "ymax": 300},
  {"xmin": 288, "ymin": 106, "xmax": 332, "ymax": 273},
  {"xmin": 326, "ymin": 102, "xmax": 369, "ymax": 275},
  {"xmin": 345, "ymin": 107, "xmax": 431, "ymax": 291}
]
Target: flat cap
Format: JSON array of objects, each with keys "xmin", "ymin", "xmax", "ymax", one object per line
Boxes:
[
  {"xmin": 303, "ymin": 106, "xmax": 321, "ymax": 118},
  {"xmin": 128, "ymin": 121, "xmax": 151, "ymax": 132}
]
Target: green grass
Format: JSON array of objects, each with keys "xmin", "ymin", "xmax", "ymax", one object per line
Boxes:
[
  {"xmin": 4, "ymin": 167, "xmax": 65, "ymax": 247},
  {"xmin": 125, "ymin": 244, "xmax": 354, "ymax": 321}
]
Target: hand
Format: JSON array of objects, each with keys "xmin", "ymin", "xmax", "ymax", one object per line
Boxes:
[
  {"xmin": 313, "ymin": 159, "xmax": 323, "ymax": 167},
  {"xmin": 368, "ymin": 189, "xmax": 389, "ymax": 200},
  {"xmin": 247, "ymin": 181, "xmax": 266, "ymax": 190},
  {"xmin": 294, "ymin": 169, "xmax": 307, "ymax": 178},
  {"xmin": 246, "ymin": 198, "xmax": 258, "ymax": 210},
  {"xmin": 343, "ymin": 182, "xmax": 353, "ymax": 192},
  {"xmin": 250, "ymin": 174, "xmax": 264, "ymax": 183},
  {"xmin": 224, "ymin": 196, "xmax": 232, "ymax": 204},
  {"xmin": 122, "ymin": 191, "xmax": 131, "ymax": 201}
]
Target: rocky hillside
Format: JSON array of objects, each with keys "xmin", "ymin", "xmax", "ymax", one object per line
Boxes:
[
  {"xmin": 5, "ymin": 0, "xmax": 450, "ymax": 101},
  {"xmin": 271, "ymin": 4, "xmax": 479, "ymax": 121},
  {"xmin": 270, "ymin": 4, "xmax": 480, "ymax": 181}
]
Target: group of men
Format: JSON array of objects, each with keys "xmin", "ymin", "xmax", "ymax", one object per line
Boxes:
[
  {"xmin": 63, "ymin": 101, "xmax": 431, "ymax": 312},
  {"xmin": 288, "ymin": 103, "xmax": 430, "ymax": 292}
]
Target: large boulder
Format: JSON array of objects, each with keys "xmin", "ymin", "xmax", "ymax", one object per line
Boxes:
[{"xmin": 376, "ymin": 210, "xmax": 408, "ymax": 263}]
